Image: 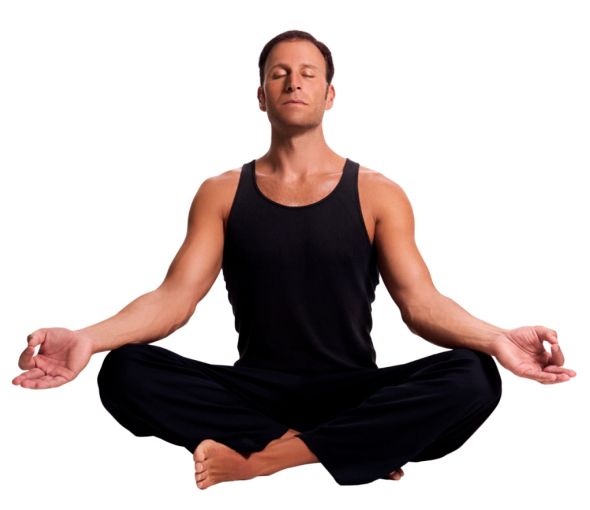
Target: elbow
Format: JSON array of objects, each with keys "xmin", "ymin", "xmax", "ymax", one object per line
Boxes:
[
  {"xmin": 399, "ymin": 303, "xmax": 414, "ymax": 330},
  {"xmin": 399, "ymin": 301, "xmax": 419, "ymax": 333},
  {"xmin": 176, "ymin": 301, "xmax": 197, "ymax": 330},
  {"xmin": 162, "ymin": 304, "xmax": 195, "ymax": 338},
  {"xmin": 155, "ymin": 286, "xmax": 198, "ymax": 334},
  {"xmin": 402, "ymin": 311, "xmax": 420, "ymax": 335},
  {"xmin": 399, "ymin": 289, "xmax": 441, "ymax": 332}
]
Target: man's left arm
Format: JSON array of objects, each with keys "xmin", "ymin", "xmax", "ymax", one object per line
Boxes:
[{"xmin": 371, "ymin": 173, "xmax": 577, "ymax": 385}]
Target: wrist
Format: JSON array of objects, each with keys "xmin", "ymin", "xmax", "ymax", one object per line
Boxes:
[
  {"xmin": 73, "ymin": 328, "xmax": 98, "ymax": 354},
  {"xmin": 488, "ymin": 330, "xmax": 510, "ymax": 357}
]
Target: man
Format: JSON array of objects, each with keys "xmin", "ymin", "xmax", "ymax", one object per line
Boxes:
[{"xmin": 13, "ymin": 30, "xmax": 576, "ymax": 489}]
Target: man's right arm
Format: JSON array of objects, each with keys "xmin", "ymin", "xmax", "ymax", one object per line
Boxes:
[{"xmin": 76, "ymin": 174, "xmax": 228, "ymax": 354}]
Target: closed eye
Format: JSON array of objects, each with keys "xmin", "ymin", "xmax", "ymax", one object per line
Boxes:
[{"xmin": 272, "ymin": 74, "xmax": 315, "ymax": 79}]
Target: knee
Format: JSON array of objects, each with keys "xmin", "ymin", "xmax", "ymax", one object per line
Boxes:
[
  {"xmin": 97, "ymin": 343, "xmax": 149, "ymax": 404},
  {"xmin": 447, "ymin": 348, "xmax": 502, "ymax": 410}
]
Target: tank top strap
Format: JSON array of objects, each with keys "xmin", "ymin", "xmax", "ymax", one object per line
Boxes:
[{"xmin": 334, "ymin": 157, "xmax": 358, "ymax": 199}]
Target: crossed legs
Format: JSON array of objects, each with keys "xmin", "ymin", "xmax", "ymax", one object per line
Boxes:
[
  {"xmin": 97, "ymin": 344, "xmax": 500, "ymax": 488},
  {"xmin": 193, "ymin": 428, "xmax": 405, "ymax": 489}
]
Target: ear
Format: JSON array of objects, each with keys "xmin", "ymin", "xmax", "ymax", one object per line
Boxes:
[
  {"xmin": 324, "ymin": 83, "xmax": 335, "ymax": 111},
  {"xmin": 257, "ymin": 86, "xmax": 266, "ymax": 112}
]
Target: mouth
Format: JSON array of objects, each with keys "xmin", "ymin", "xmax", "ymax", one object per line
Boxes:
[{"xmin": 283, "ymin": 100, "xmax": 307, "ymax": 105}]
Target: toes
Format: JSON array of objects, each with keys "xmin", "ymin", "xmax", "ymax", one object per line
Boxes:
[
  {"xmin": 195, "ymin": 470, "xmax": 208, "ymax": 487},
  {"xmin": 388, "ymin": 468, "xmax": 405, "ymax": 480},
  {"xmin": 194, "ymin": 439, "xmax": 215, "ymax": 463},
  {"xmin": 197, "ymin": 477, "xmax": 213, "ymax": 490},
  {"xmin": 195, "ymin": 447, "xmax": 206, "ymax": 463}
]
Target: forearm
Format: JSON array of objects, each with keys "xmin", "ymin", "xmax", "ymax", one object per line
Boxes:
[
  {"xmin": 75, "ymin": 287, "xmax": 195, "ymax": 354},
  {"xmin": 402, "ymin": 291, "xmax": 508, "ymax": 356}
]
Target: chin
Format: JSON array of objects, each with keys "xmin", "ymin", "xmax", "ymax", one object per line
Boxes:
[{"xmin": 272, "ymin": 115, "xmax": 320, "ymax": 130}]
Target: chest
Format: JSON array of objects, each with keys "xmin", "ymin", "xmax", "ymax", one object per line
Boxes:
[{"xmin": 223, "ymin": 166, "xmax": 376, "ymax": 245}]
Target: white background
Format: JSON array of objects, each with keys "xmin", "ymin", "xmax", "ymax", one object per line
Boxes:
[{"xmin": 2, "ymin": 1, "xmax": 588, "ymax": 508}]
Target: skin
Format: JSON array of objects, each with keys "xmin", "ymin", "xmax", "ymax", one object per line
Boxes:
[{"xmin": 13, "ymin": 38, "xmax": 576, "ymax": 489}]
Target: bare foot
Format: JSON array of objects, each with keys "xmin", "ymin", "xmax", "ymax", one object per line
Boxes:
[
  {"xmin": 194, "ymin": 439, "xmax": 253, "ymax": 489},
  {"xmin": 387, "ymin": 467, "xmax": 405, "ymax": 480},
  {"xmin": 193, "ymin": 430, "xmax": 301, "ymax": 489}
]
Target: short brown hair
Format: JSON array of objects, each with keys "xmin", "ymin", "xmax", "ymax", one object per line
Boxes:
[{"xmin": 258, "ymin": 30, "xmax": 334, "ymax": 87}]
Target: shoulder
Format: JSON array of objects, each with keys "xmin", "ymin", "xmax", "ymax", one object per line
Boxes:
[
  {"xmin": 191, "ymin": 166, "xmax": 242, "ymax": 229},
  {"xmin": 199, "ymin": 166, "xmax": 242, "ymax": 191},
  {"xmin": 358, "ymin": 164, "xmax": 413, "ymax": 226}
]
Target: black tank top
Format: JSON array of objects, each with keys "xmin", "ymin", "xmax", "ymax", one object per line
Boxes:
[{"xmin": 221, "ymin": 157, "xmax": 380, "ymax": 373}]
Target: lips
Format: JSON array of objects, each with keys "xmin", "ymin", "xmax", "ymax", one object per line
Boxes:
[{"xmin": 284, "ymin": 100, "xmax": 306, "ymax": 105}]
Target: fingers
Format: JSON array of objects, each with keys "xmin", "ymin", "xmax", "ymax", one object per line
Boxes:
[
  {"xmin": 26, "ymin": 329, "xmax": 47, "ymax": 349},
  {"xmin": 549, "ymin": 343, "xmax": 565, "ymax": 367},
  {"xmin": 529, "ymin": 370, "xmax": 573, "ymax": 385},
  {"xmin": 12, "ymin": 367, "xmax": 45, "ymax": 385},
  {"xmin": 536, "ymin": 326, "xmax": 559, "ymax": 345},
  {"xmin": 541, "ymin": 373, "xmax": 571, "ymax": 384},
  {"xmin": 543, "ymin": 365, "xmax": 577, "ymax": 377},
  {"xmin": 520, "ymin": 366, "xmax": 571, "ymax": 385},
  {"xmin": 18, "ymin": 345, "xmax": 37, "ymax": 371},
  {"xmin": 19, "ymin": 374, "xmax": 69, "ymax": 389},
  {"xmin": 12, "ymin": 356, "xmax": 75, "ymax": 389},
  {"xmin": 12, "ymin": 367, "xmax": 71, "ymax": 389},
  {"xmin": 19, "ymin": 329, "xmax": 47, "ymax": 370},
  {"xmin": 12, "ymin": 371, "xmax": 69, "ymax": 389},
  {"xmin": 528, "ymin": 370, "xmax": 559, "ymax": 384},
  {"xmin": 534, "ymin": 326, "xmax": 566, "ymax": 366}
]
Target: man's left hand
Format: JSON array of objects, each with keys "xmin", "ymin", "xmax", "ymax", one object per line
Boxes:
[{"xmin": 492, "ymin": 326, "xmax": 577, "ymax": 384}]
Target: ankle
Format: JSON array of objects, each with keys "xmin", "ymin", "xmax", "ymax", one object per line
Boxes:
[
  {"xmin": 247, "ymin": 447, "xmax": 277, "ymax": 477},
  {"xmin": 247, "ymin": 436, "xmax": 318, "ymax": 478}
]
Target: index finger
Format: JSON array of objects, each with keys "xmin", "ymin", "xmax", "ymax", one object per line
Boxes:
[
  {"xmin": 542, "ymin": 329, "xmax": 560, "ymax": 346},
  {"xmin": 18, "ymin": 345, "xmax": 37, "ymax": 370},
  {"xmin": 539, "ymin": 329, "xmax": 565, "ymax": 366}
]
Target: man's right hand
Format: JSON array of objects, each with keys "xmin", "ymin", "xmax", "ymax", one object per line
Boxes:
[{"xmin": 12, "ymin": 327, "xmax": 94, "ymax": 389}]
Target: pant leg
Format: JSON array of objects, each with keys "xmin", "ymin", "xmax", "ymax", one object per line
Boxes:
[
  {"xmin": 96, "ymin": 343, "xmax": 290, "ymax": 455},
  {"xmin": 411, "ymin": 349, "xmax": 502, "ymax": 462},
  {"xmin": 296, "ymin": 348, "xmax": 503, "ymax": 486}
]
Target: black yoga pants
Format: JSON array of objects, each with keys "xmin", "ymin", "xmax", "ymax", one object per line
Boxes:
[{"xmin": 96, "ymin": 344, "xmax": 502, "ymax": 486}]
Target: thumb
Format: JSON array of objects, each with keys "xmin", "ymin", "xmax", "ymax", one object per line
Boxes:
[{"xmin": 534, "ymin": 326, "xmax": 565, "ymax": 366}]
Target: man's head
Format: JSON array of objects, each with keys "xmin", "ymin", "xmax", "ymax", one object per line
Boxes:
[
  {"xmin": 258, "ymin": 30, "xmax": 334, "ymax": 89},
  {"xmin": 257, "ymin": 30, "xmax": 336, "ymax": 131}
]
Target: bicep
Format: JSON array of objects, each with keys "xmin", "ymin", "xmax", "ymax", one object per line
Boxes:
[
  {"xmin": 374, "ymin": 178, "xmax": 437, "ymax": 316},
  {"xmin": 159, "ymin": 177, "xmax": 225, "ymax": 308}
]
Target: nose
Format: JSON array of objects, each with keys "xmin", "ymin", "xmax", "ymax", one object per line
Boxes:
[{"xmin": 286, "ymin": 82, "xmax": 301, "ymax": 92}]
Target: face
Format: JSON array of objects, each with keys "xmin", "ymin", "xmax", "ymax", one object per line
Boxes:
[{"xmin": 257, "ymin": 39, "xmax": 335, "ymax": 130}]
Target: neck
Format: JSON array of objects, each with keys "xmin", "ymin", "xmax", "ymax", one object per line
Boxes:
[{"xmin": 261, "ymin": 124, "xmax": 341, "ymax": 176}]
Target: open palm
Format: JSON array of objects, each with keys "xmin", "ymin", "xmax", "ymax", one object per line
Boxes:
[
  {"xmin": 493, "ymin": 325, "xmax": 576, "ymax": 384},
  {"xmin": 12, "ymin": 327, "xmax": 93, "ymax": 389}
]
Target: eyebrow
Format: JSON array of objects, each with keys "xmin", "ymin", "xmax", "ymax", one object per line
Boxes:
[{"xmin": 269, "ymin": 63, "xmax": 319, "ymax": 70}]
